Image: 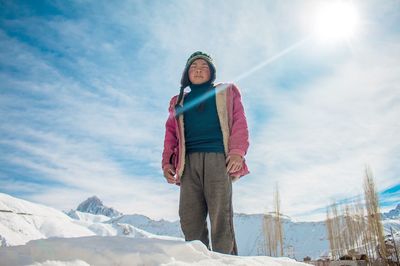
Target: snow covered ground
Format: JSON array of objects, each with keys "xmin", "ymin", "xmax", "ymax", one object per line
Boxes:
[
  {"xmin": 1, "ymin": 192, "xmax": 399, "ymax": 265},
  {"xmin": 382, "ymin": 218, "xmax": 400, "ymax": 234},
  {"xmin": 0, "ymin": 192, "xmax": 311, "ymax": 265},
  {"xmin": 0, "ymin": 192, "xmax": 329, "ymax": 259},
  {"xmin": 0, "ymin": 192, "xmax": 183, "ymax": 248},
  {"xmin": 0, "ymin": 193, "xmax": 95, "ymax": 246},
  {"xmin": 0, "ymin": 236, "xmax": 309, "ymax": 266}
]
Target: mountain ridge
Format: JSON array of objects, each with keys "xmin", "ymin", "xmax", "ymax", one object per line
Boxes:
[{"xmin": 76, "ymin": 195, "xmax": 122, "ymax": 218}]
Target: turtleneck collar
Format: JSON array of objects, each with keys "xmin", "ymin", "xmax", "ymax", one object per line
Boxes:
[{"xmin": 189, "ymin": 81, "xmax": 214, "ymax": 93}]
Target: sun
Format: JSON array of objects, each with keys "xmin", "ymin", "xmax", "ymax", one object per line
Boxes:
[{"xmin": 313, "ymin": 1, "xmax": 360, "ymax": 42}]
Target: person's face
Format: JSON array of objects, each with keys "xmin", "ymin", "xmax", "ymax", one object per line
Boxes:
[{"xmin": 188, "ymin": 59, "xmax": 211, "ymax": 85}]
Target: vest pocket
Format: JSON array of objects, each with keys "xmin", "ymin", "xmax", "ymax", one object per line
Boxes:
[{"xmin": 169, "ymin": 148, "xmax": 178, "ymax": 169}]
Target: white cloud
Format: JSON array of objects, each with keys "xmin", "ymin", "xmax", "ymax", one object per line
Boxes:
[
  {"xmin": 236, "ymin": 35, "xmax": 400, "ymax": 220},
  {"xmin": 1, "ymin": 0, "xmax": 399, "ymax": 223}
]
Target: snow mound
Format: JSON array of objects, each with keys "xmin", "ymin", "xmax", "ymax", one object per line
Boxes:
[
  {"xmin": 27, "ymin": 260, "xmax": 90, "ymax": 266},
  {"xmin": 108, "ymin": 213, "xmax": 183, "ymax": 239},
  {"xmin": 0, "ymin": 193, "xmax": 183, "ymax": 249},
  {"xmin": 66, "ymin": 210, "xmax": 110, "ymax": 223},
  {"xmin": 0, "ymin": 236, "xmax": 309, "ymax": 266},
  {"xmin": 0, "ymin": 193, "xmax": 95, "ymax": 246}
]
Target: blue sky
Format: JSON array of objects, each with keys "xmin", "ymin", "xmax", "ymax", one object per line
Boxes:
[{"xmin": 0, "ymin": 0, "xmax": 399, "ymax": 222}]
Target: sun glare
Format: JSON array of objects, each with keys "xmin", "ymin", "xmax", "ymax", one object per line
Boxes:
[{"xmin": 313, "ymin": 1, "xmax": 360, "ymax": 42}]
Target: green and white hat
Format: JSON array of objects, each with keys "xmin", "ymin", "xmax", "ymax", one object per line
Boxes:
[{"xmin": 180, "ymin": 51, "xmax": 216, "ymax": 88}]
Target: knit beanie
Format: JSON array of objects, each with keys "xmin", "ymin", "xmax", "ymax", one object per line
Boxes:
[{"xmin": 175, "ymin": 51, "xmax": 216, "ymax": 117}]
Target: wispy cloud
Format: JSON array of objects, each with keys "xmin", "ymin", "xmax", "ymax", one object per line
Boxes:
[
  {"xmin": 239, "ymin": 36, "xmax": 400, "ymax": 221},
  {"xmin": 1, "ymin": 0, "xmax": 399, "ymax": 222}
]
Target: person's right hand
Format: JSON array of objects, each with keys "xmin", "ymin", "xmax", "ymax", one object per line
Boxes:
[{"xmin": 163, "ymin": 165, "xmax": 176, "ymax": 184}]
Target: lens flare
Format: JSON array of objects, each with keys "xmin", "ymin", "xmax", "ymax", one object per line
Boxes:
[{"xmin": 313, "ymin": 1, "xmax": 359, "ymax": 42}]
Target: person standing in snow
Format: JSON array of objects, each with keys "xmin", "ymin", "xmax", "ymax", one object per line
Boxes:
[{"xmin": 162, "ymin": 51, "xmax": 250, "ymax": 255}]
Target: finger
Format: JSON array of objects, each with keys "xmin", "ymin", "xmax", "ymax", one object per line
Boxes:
[
  {"xmin": 226, "ymin": 162, "xmax": 233, "ymax": 173},
  {"xmin": 234, "ymin": 164, "xmax": 241, "ymax": 172},
  {"xmin": 232, "ymin": 163, "xmax": 242, "ymax": 173},
  {"xmin": 166, "ymin": 172, "xmax": 174, "ymax": 178},
  {"xmin": 231, "ymin": 165, "xmax": 238, "ymax": 173},
  {"xmin": 166, "ymin": 176, "xmax": 176, "ymax": 183},
  {"xmin": 230, "ymin": 164, "xmax": 238, "ymax": 173},
  {"xmin": 236, "ymin": 162, "xmax": 242, "ymax": 169},
  {"xmin": 225, "ymin": 156, "xmax": 230, "ymax": 164},
  {"xmin": 164, "ymin": 171, "xmax": 171, "ymax": 178},
  {"xmin": 168, "ymin": 169, "xmax": 176, "ymax": 175},
  {"xmin": 164, "ymin": 172, "xmax": 175, "ymax": 181},
  {"xmin": 226, "ymin": 161, "xmax": 233, "ymax": 172}
]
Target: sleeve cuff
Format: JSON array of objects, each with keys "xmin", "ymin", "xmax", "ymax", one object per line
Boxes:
[{"xmin": 228, "ymin": 149, "xmax": 245, "ymax": 157}]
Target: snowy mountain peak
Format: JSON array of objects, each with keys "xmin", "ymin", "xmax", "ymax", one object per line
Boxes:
[
  {"xmin": 382, "ymin": 203, "xmax": 400, "ymax": 219},
  {"xmin": 76, "ymin": 196, "xmax": 122, "ymax": 218}
]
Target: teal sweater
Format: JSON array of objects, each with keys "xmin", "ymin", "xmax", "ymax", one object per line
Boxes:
[{"xmin": 183, "ymin": 82, "xmax": 225, "ymax": 154}]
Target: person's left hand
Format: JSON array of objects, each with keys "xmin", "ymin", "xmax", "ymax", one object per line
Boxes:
[{"xmin": 226, "ymin": 154, "xmax": 243, "ymax": 174}]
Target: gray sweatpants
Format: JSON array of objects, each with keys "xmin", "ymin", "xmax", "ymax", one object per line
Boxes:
[{"xmin": 179, "ymin": 152, "xmax": 238, "ymax": 255}]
